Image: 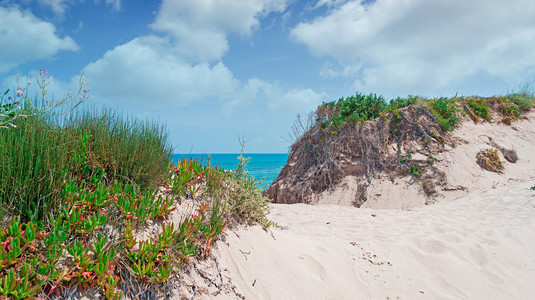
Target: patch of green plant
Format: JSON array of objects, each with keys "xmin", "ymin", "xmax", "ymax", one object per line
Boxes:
[
  {"xmin": 425, "ymin": 97, "xmax": 460, "ymax": 131},
  {"xmin": 495, "ymin": 97, "xmax": 521, "ymax": 123},
  {"xmin": 400, "ymin": 153, "xmax": 412, "ymax": 164},
  {"xmin": 386, "ymin": 95, "xmax": 418, "ymax": 112},
  {"xmin": 317, "ymin": 93, "xmax": 387, "ymax": 131},
  {"xmin": 0, "ymin": 112, "xmax": 76, "ymax": 221},
  {"xmin": 66, "ymin": 108, "xmax": 173, "ymax": 189},
  {"xmin": 507, "ymin": 93, "xmax": 533, "ymax": 111},
  {"xmin": 345, "ymin": 113, "xmax": 361, "ymax": 125},
  {"xmin": 205, "ymin": 140, "xmax": 275, "ymax": 229},
  {"xmin": 465, "ymin": 97, "xmax": 491, "ymax": 122},
  {"xmin": 0, "ymin": 71, "xmax": 274, "ymax": 299},
  {"xmin": 408, "ymin": 166, "xmax": 422, "ymax": 177},
  {"xmin": 390, "ymin": 109, "xmax": 403, "ymax": 133}
]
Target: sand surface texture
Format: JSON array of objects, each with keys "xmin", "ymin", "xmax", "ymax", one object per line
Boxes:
[
  {"xmin": 216, "ymin": 182, "xmax": 535, "ymax": 299},
  {"xmin": 211, "ymin": 115, "xmax": 535, "ymax": 300}
]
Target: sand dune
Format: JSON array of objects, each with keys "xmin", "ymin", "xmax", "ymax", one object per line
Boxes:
[
  {"xmin": 207, "ymin": 113, "xmax": 535, "ymax": 300},
  {"xmin": 215, "ymin": 182, "xmax": 535, "ymax": 299}
]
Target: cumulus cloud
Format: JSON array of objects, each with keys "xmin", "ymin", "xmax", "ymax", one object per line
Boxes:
[
  {"xmin": 76, "ymin": 0, "xmax": 325, "ymax": 152},
  {"xmin": 292, "ymin": 0, "xmax": 535, "ymax": 95},
  {"xmin": 151, "ymin": 0, "xmax": 287, "ymax": 62},
  {"xmin": 81, "ymin": 36, "xmax": 238, "ymax": 107},
  {"xmin": 223, "ymin": 78, "xmax": 327, "ymax": 114},
  {"xmin": 82, "ymin": 34, "xmax": 326, "ymax": 114},
  {"xmin": 0, "ymin": 6, "xmax": 79, "ymax": 73}
]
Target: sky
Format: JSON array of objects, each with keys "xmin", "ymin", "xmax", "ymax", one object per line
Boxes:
[{"xmin": 1, "ymin": 0, "xmax": 534, "ymax": 153}]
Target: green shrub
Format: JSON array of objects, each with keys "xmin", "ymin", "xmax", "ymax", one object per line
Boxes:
[
  {"xmin": 345, "ymin": 113, "xmax": 361, "ymax": 125},
  {"xmin": 386, "ymin": 95, "xmax": 418, "ymax": 112},
  {"xmin": 206, "ymin": 141, "xmax": 274, "ymax": 229},
  {"xmin": 497, "ymin": 97, "xmax": 521, "ymax": 122},
  {"xmin": 507, "ymin": 93, "xmax": 533, "ymax": 111},
  {"xmin": 390, "ymin": 109, "xmax": 403, "ymax": 133},
  {"xmin": 465, "ymin": 97, "xmax": 491, "ymax": 122},
  {"xmin": 426, "ymin": 97, "xmax": 460, "ymax": 131},
  {"xmin": 317, "ymin": 93, "xmax": 387, "ymax": 130}
]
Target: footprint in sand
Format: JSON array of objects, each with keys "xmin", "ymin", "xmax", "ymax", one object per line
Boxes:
[{"xmin": 299, "ymin": 254, "xmax": 327, "ymax": 280}]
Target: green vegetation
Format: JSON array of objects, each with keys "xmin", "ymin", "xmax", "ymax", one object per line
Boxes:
[
  {"xmin": 464, "ymin": 97, "xmax": 491, "ymax": 123},
  {"xmin": 313, "ymin": 91, "xmax": 533, "ymax": 134},
  {"xmin": 66, "ymin": 108, "xmax": 173, "ymax": 189},
  {"xmin": 508, "ymin": 93, "xmax": 533, "ymax": 111},
  {"xmin": 425, "ymin": 97, "xmax": 461, "ymax": 131},
  {"xmin": 0, "ymin": 72, "xmax": 272, "ymax": 298}
]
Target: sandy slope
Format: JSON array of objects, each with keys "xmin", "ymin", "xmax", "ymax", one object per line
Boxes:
[
  {"xmin": 316, "ymin": 111, "xmax": 535, "ymax": 209},
  {"xmin": 215, "ymin": 182, "xmax": 535, "ymax": 299},
  {"xmin": 212, "ymin": 115, "xmax": 535, "ymax": 300}
]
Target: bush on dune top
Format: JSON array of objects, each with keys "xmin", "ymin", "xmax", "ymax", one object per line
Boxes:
[{"xmin": 308, "ymin": 88, "xmax": 532, "ymax": 136}]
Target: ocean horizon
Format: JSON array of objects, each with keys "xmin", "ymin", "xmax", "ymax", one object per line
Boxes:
[{"xmin": 172, "ymin": 153, "xmax": 289, "ymax": 189}]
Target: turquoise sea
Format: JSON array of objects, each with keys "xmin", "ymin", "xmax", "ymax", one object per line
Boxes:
[{"xmin": 172, "ymin": 153, "xmax": 289, "ymax": 189}]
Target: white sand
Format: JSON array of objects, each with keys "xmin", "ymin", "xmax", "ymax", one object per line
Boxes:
[
  {"xmin": 215, "ymin": 182, "xmax": 535, "ymax": 299},
  {"xmin": 212, "ymin": 114, "xmax": 535, "ymax": 299}
]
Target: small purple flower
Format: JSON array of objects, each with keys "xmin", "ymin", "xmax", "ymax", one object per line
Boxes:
[
  {"xmin": 83, "ymin": 89, "xmax": 88, "ymax": 93},
  {"xmin": 16, "ymin": 89, "xmax": 23, "ymax": 97},
  {"xmin": 27, "ymin": 81, "xmax": 31, "ymax": 86},
  {"xmin": 8, "ymin": 96, "xmax": 12, "ymax": 101}
]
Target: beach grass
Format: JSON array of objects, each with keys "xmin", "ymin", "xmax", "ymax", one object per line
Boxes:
[{"xmin": 0, "ymin": 74, "xmax": 272, "ymax": 299}]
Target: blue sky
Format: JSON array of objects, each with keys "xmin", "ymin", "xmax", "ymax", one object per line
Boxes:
[{"xmin": 1, "ymin": 0, "xmax": 534, "ymax": 153}]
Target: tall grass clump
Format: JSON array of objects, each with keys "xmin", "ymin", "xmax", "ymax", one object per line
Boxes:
[
  {"xmin": 507, "ymin": 93, "xmax": 533, "ymax": 111},
  {"xmin": 0, "ymin": 114, "xmax": 70, "ymax": 221},
  {"xmin": 65, "ymin": 108, "xmax": 172, "ymax": 188},
  {"xmin": 0, "ymin": 70, "xmax": 88, "ymax": 221},
  {"xmin": 0, "ymin": 72, "xmax": 172, "ymax": 221}
]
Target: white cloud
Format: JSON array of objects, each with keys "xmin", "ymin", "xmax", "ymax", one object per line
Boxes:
[
  {"xmin": 74, "ymin": 0, "xmax": 325, "ymax": 152},
  {"xmin": 314, "ymin": 0, "xmax": 348, "ymax": 9},
  {"xmin": 78, "ymin": 31, "xmax": 326, "ymax": 152},
  {"xmin": 105, "ymin": 0, "xmax": 121, "ymax": 11},
  {"xmin": 319, "ymin": 61, "xmax": 361, "ymax": 78},
  {"xmin": 82, "ymin": 34, "xmax": 326, "ymax": 114},
  {"xmin": 224, "ymin": 78, "xmax": 327, "ymax": 115},
  {"xmin": 81, "ymin": 36, "xmax": 239, "ymax": 107},
  {"xmin": 151, "ymin": 0, "xmax": 287, "ymax": 62},
  {"xmin": 270, "ymin": 87, "xmax": 327, "ymax": 112},
  {"xmin": 40, "ymin": 0, "xmax": 68, "ymax": 15},
  {"xmin": 0, "ymin": 6, "xmax": 79, "ymax": 73},
  {"xmin": 292, "ymin": 0, "xmax": 535, "ymax": 96}
]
